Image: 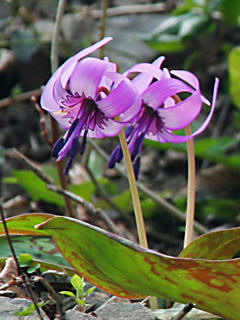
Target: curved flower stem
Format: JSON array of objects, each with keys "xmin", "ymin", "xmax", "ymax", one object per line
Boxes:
[
  {"xmin": 173, "ymin": 94, "xmax": 196, "ymax": 248},
  {"xmin": 183, "ymin": 125, "xmax": 196, "ymax": 248},
  {"xmin": 50, "ymin": 0, "xmax": 75, "ymax": 218},
  {"xmin": 118, "ymin": 129, "xmax": 158, "ymax": 309},
  {"xmin": 89, "ymin": 139, "xmax": 208, "ymax": 234},
  {"xmin": 118, "ymin": 130, "xmax": 148, "ymax": 247}
]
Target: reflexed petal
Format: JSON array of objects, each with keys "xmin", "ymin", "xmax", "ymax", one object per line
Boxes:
[
  {"xmin": 171, "ymin": 70, "xmax": 200, "ymax": 90},
  {"xmin": 87, "ymin": 119, "xmax": 124, "ymax": 138},
  {"xmin": 99, "ymin": 58, "xmax": 117, "ymax": 90},
  {"xmin": 120, "ymin": 98, "xmax": 141, "ymax": 123},
  {"xmin": 40, "ymin": 66, "xmax": 63, "ymax": 111},
  {"xmin": 171, "ymin": 70, "xmax": 210, "ymax": 105},
  {"xmin": 159, "ymin": 91, "xmax": 202, "ymax": 130},
  {"xmin": 188, "ymin": 77, "xmax": 219, "ymax": 137},
  {"xmin": 53, "ymin": 77, "xmax": 70, "ymax": 106},
  {"xmin": 142, "ymin": 78, "xmax": 195, "ymax": 110},
  {"xmin": 69, "ymin": 58, "xmax": 108, "ymax": 98},
  {"xmin": 125, "ymin": 57, "xmax": 165, "ymax": 94},
  {"xmin": 60, "ymin": 37, "xmax": 112, "ymax": 88},
  {"xmin": 40, "ymin": 37, "xmax": 112, "ymax": 111},
  {"xmin": 157, "ymin": 130, "xmax": 193, "ymax": 143},
  {"xmin": 146, "ymin": 77, "xmax": 219, "ymax": 143},
  {"xmin": 97, "ymin": 78, "xmax": 138, "ymax": 118}
]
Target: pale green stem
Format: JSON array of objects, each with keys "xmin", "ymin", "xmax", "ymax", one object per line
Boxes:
[
  {"xmin": 173, "ymin": 95, "xmax": 196, "ymax": 248},
  {"xmin": 118, "ymin": 129, "xmax": 158, "ymax": 309},
  {"xmin": 118, "ymin": 130, "xmax": 148, "ymax": 247},
  {"xmin": 183, "ymin": 125, "xmax": 196, "ymax": 248}
]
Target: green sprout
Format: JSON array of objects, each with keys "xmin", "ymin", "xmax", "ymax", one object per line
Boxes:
[
  {"xmin": 14, "ymin": 301, "xmax": 47, "ymax": 317},
  {"xmin": 18, "ymin": 253, "xmax": 40, "ymax": 274},
  {"xmin": 60, "ymin": 274, "xmax": 96, "ymax": 312}
]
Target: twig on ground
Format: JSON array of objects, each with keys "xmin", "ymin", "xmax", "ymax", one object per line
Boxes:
[
  {"xmin": 85, "ymin": 3, "xmax": 167, "ymax": 18},
  {"xmin": 0, "ymin": 88, "xmax": 42, "ymax": 108},
  {"xmin": 47, "ymin": 184, "xmax": 123, "ymax": 236},
  {"xmin": 7, "ymin": 149, "xmax": 123, "ymax": 236},
  {"xmin": 88, "ymin": 140, "xmax": 208, "ymax": 234},
  {"xmin": 32, "ymin": 96, "xmax": 53, "ymax": 148},
  {"xmin": 33, "ymin": 276, "xmax": 65, "ymax": 319},
  {"xmin": 172, "ymin": 303, "xmax": 194, "ymax": 320},
  {"xmin": 9, "ymin": 149, "xmax": 54, "ymax": 185},
  {"xmin": 85, "ymin": 165, "xmax": 133, "ymax": 225}
]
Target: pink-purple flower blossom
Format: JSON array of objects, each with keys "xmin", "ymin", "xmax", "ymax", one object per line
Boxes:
[
  {"xmin": 40, "ymin": 37, "xmax": 140, "ymax": 173},
  {"xmin": 109, "ymin": 57, "xmax": 219, "ymax": 177}
]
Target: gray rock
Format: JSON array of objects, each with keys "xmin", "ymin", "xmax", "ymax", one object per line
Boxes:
[
  {"xmin": 95, "ymin": 302, "xmax": 156, "ymax": 320},
  {"xmin": 0, "ymin": 297, "xmax": 47, "ymax": 320},
  {"xmin": 66, "ymin": 310, "xmax": 98, "ymax": 319}
]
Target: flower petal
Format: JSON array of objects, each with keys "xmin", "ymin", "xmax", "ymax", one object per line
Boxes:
[
  {"xmin": 60, "ymin": 37, "xmax": 112, "ymax": 88},
  {"xmin": 69, "ymin": 58, "xmax": 108, "ymax": 98},
  {"xmin": 97, "ymin": 77, "xmax": 139, "ymax": 118},
  {"xmin": 53, "ymin": 76, "xmax": 70, "ymax": 106},
  {"xmin": 187, "ymin": 77, "xmax": 219, "ymax": 137},
  {"xmin": 40, "ymin": 66, "xmax": 63, "ymax": 111},
  {"xmin": 159, "ymin": 91, "xmax": 202, "ymax": 130},
  {"xmin": 146, "ymin": 77, "xmax": 219, "ymax": 143},
  {"xmin": 171, "ymin": 70, "xmax": 210, "ymax": 105},
  {"xmin": 40, "ymin": 37, "xmax": 112, "ymax": 111},
  {"xmin": 50, "ymin": 110, "xmax": 72, "ymax": 129},
  {"xmin": 142, "ymin": 78, "xmax": 195, "ymax": 110},
  {"xmin": 99, "ymin": 57, "xmax": 117, "ymax": 90},
  {"xmin": 125, "ymin": 56, "xmax": 165, "ymax": 94},
  {"xmin": 171, "ymin": 70, "xmax": 200, "ymax": 90},
  {"xmin": 88, "ymin": 119, "xmax": 124, "ymax": 138}
]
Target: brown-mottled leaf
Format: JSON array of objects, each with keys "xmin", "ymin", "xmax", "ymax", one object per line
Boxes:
[
  {"xmin": 180, "ymin": 227, "xmax": 240, "ymax": 260},
  {"xmin": 37, "ymin": 216, "xmax": 240, "ymax": 320},
  {"xmin": 0, "ymin": 213, "xmax": 53, "ymax": 236}
]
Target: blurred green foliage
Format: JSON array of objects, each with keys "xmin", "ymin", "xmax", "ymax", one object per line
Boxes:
[{"xmin": 142, "ymin": 0, "xmax": 240, "ymax": 53}]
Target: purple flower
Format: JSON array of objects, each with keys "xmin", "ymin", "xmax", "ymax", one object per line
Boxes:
[
  {"xmin": 109, "ymin": 57, "xmax": 219, "ymax": 177},
  {"xmin": 40, "ymin": 37, "xmax": 140, "ymax": 173}
]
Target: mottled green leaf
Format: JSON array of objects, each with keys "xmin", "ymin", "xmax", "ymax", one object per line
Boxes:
[
  {"xmin": 0, "ymin": 213, "xmax": 53, "ymax": 236},
  {"xmin": 37, "ymin": 216, "xmax": 240, "ymax": 320},
  {"xmin": 0, "ymin": 235, "xmax": 70, "ymax": 267},
  {"xmin": 0, "ymin": 214, "xmax": 74, "ymax": 274},
  {"xmin": 180, "ymin": 227, "xmax": 240, "ymax": 260}
]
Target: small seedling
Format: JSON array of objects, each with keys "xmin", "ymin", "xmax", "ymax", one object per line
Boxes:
[
  {"xmin": 14, "ymin": 301, "xmax": 47, "ymax": 317},
  {"xmin": 60, "ymin": 274, "xmax": 96, "ymax": 312},
  {"xmin": 19, "ymin": 253, "xmax": 40, "ymax": 274}
]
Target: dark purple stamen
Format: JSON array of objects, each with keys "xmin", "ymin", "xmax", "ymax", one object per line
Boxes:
[
  {"xmin": 131, "ymin": 132, "xmax": 145, "ymax": 161},
  {"xmin": 108, "ymin": 126, "xmax": 134, "ymax": 169},
  {"xmin": 66, "ymin": 118, "xmax": 79, "ymax": 141},
  {"xmin": 124, "ymin": 125, "xmax": 134, "ymax": 137},
  {"xmin": 52, "ymin": 137, "xmax": 65, "ymax": 157},
  {"xmin": 63, "ymin": 158, "xmax": 73, "ymax": 175},
  {"xmin": 133, "ymin": 156, "xmax": 141, "ymax": 180},
  {"xmin": 80, "ymin": 129, "xmax": 88, "ymax": 155},
  {"xmin": 70, "ymin": 137, "xmax": 79, "ymax": 158},
  {"xmin": 108, "ymin": 145, "xmax": 123, "ymax": 168}
]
